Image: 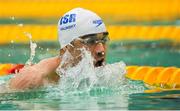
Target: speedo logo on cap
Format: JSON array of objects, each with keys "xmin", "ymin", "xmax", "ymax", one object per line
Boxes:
[
  {"xmin": 93, "ymin": 19, "xmax": 103, "ymax": 27},
  {"xmin": 60, "ymin": 14, "xmax": 76, "ymax": 30}
]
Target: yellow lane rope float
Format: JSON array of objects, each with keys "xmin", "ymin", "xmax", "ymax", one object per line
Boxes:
[
  {"xmin": 0, "ymin": 64, "xmax": 14, "ymax": 76},
  {"xmin": 0, "ymin": 0, "xmax": 179, "ymax": 21},
  {"xmin": 0, "ymin": 25, "xmax": 180, "ymax": 44},
  {"xmin": 0, "ymin": 64, "xmax": 180, "ymax": 91},
  {"xmin": 126, "ymin": 66, "xmax": 180, "ymax": 89}
]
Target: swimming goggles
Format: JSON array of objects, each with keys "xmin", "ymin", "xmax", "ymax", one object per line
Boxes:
[{"xmin": 78, "ymin": 32, "xmax": 109, "ymax": 45}]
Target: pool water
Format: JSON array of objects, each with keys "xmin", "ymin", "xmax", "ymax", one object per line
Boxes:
[
  {"xmin": 0, "ymin": 40, "xmax": 180, "ymax": 110},
  {"xmin": 0, "ymin": 40, "xmax": 180, "ymax": 66}
]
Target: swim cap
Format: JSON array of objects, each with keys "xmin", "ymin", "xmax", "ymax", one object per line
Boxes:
[{"xmin": 58, "ymin": 8, "xmax": 107, "ymax": 48}]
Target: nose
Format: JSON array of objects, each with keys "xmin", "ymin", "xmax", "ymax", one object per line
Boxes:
[{"xmin": 94, "ymin": 43, "xmax": 105, "ymax": 57}]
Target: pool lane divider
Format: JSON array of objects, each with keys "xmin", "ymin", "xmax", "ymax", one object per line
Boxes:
[
  {"xmin": 0, "ymin": 64, "xmax": 180, "ymax": 91},
  {"xmin": 0, "ymin": 64, "xmax": 24, "ymax": 76},
  {"xmin": 126, "ymin": 66, "xmax": 180, "ymax": 90},
  {"xmin": 0, "ymin": 25, "xmax": 180, "ymax": 44},
  {"xmin": 0, "ymin": 0, "xmax": 179, "ymax": 21}
]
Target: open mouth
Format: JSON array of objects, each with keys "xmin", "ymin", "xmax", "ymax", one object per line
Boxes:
[{"xmin": 94, "ymin": 58, "xmax": 105, "ymax": 67}]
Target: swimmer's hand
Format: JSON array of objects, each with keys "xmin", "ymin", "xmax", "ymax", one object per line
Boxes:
[{"xmin": 9, "ymin": 57, "xmax": 60, "ymax": 90}]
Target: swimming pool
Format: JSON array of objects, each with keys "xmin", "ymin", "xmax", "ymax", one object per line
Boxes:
[{"xmin": 0, "ymin": 41, "xmax": 180, "ymax": 110}]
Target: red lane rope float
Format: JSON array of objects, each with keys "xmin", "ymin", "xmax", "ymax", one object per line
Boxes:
[{"xmin": 0, "ymin": 64, "xmax": 24, "ymax": 76}]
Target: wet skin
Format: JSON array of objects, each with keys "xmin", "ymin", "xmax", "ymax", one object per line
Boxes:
[{"xmin": 9, "ymin": 33, "xmax": 107, "ymax": 90}]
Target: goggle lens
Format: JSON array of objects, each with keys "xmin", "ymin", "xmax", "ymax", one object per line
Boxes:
[{"xmin": 80, "ymin": 32, "xmax": 109, "ymax": 45}]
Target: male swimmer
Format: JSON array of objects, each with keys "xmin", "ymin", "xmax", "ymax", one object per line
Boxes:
[{"xmin": 9, "ymin": 8, "xmax": 109, "ymax": 90}]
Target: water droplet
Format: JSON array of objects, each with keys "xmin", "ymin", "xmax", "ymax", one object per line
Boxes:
[
  {"xmin": 18, "ymin": 24, "xmax": 23, "ymax": 27},
  {"xmin": 10, "ymin": 16, "xmax": 15, "ymax": 20},
  {"xmin": 24, "ymin": 32, "xmax": 32, "ymax": 39},
  {"xmin": 10, "ymin": 40, "xmax": 14, "ymax": 43}
]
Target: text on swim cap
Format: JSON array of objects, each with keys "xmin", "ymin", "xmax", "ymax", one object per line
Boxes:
[
  {"xmin": 60, "ymin": 24, "xmax": 76, "ymax": 31},
  {"xmin": 60, "ymin": 14, "xmax": 76, "ymax": 25}
]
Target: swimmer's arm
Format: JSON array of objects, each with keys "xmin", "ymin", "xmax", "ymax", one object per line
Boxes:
[
  {"xmin": 9, "ymin": 56, "xmax": 60, "ymax": 90},
  {"xmin": 36, "ymin": 56, "xmax": 60, "ymax": 83},
  {"xmin": 36, "ymin": 56, "xmax": 60, "ymax": 77}
]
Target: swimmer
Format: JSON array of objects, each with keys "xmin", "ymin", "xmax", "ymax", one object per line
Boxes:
[{"xmin": 9, "ymin": 8, "xmax": 109, "ymax": 90}]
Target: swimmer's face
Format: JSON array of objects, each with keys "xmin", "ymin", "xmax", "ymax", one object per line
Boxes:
[
  {"xmin": 60, "ymin": 32, "xmax": 109, "ymax": 67},
  {"xmin": 79, "ymin": 32, "xmax": 109, "ymax": 67}
]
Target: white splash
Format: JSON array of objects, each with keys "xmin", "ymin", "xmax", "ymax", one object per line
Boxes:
[
  {"xmin": 56, "ymin": 48, "xmax": 97, "ymax": 93},
  {"xmin": 24, "ymin": 32, "xmax": 37, "ymax": 66},
  {"xmin": 47, "ymin": 48, "xmax": 135, "ymax": 97}
]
